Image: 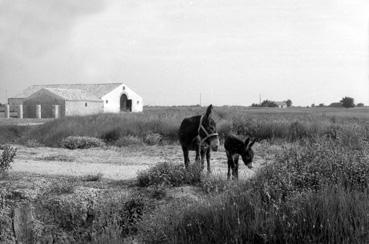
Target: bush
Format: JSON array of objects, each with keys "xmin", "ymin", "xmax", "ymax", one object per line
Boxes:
[
  {"xmin": 101, "ymin": 128, "xmax": 122, "ymax": 143},
  {"xmin": 60, "ymin": 136, "xmax": 105, "ymax": 149},
  {"xmin": 120, "ymin": 195, "xmax": 146, "ymax": 236},
  {"xmin": 143, "ymin": 133, "xmax": 162, "ymax": 145},
  {"xmin": 0, "ymin": 145, "xmax": 17, "ymax": 176},
  {"xmin": 137, "ymin": 162, "xmax": 202, "ymax": 187},
  {"xmin": 82, "ymin": 173, "xmax": 103, "ymax": 182}
]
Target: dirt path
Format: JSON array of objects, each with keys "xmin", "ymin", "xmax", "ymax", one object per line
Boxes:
[{"xmin": 9, "ymin": 144, "xmax": 273, "ymax": 180}]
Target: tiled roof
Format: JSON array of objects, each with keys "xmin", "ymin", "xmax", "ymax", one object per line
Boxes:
[
  {"xmin": 40, "ymin": 88, "xmax": 102, "ymax": 101},
  {"xmin": 11, "ymin": 83, "xmax": 122, "ymax": 99}
]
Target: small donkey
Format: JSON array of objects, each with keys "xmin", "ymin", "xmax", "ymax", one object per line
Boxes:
[{"xmin": 224, "ymin": 134, "xmax": 257, "ymax": 179}]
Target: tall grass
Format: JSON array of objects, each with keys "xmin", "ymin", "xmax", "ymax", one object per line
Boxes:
[
  {"xmin": 138, "ymin": 131, "xmax": 369, "ymax": 243},
  {"xmin": 15, "ymin": 106, "xmax": 369, "ymax": 147}
]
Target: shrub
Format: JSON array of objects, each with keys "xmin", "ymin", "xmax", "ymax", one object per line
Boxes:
[
  {"xmin": 60, "ymin": 136, "xmax": 105, "ymax": 149},
  {"xmin": 149, "ymin": 185, "xmax": 167, "ymax": 200},
  {"xmin": 143, "ymin": 133, "xmax": 162, "ymax": 145},
  {"xmin": 137, "ymin": 162, "xmax": 202, "ymax": 187},
  {"xmin": 120, "ymin": 195, "xmax": 146, "ymax": 236},
  {"xmin": 82, "ymin": 173, "xmax": 103, "ymax": 182},
  {"xmin": 101, "ymin": 128, "xmax": 122, "ymax": 143},
  {"xmin": 0, "ymin": 145, "xmax": 17, "ymax": 176},
  {"xmin": 45, "ymin": 180, "xmax": 76, "ymax": 195}
]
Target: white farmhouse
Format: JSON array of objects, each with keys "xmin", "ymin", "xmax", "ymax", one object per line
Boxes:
[
  {"xmin": 8, "ymin": 83, "xmax": 143, "ymax": 118},
  {"xmin": 275, "ymin": 101, "xmax": 288, "ymax": 108}
]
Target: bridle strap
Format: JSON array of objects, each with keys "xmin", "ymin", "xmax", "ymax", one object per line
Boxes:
[{"xmin": 198, "ymin": 115, "xmax": 219, "ymax": 145}]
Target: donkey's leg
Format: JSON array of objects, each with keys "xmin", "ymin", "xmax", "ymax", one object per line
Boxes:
[
  {"xmin": 206, "ymin": 149, "xmax": 211, "ymax": 174},
  {"xmin": 226, "ymin": 151, "xmax": 233, "ymax": 180},
  {"xmin": 232, "ymin": 155, "xmax": 239, "ymax": 180},
  {"xmin": 195, "ymin": 144, "xmax": 201, "ymax": 164},
  {"xmin": 182, "ymin": 146, "xmax": 190, "ymax": 169},
  {"xmin": 200, "ymin": 147, "xmax": 206, "ymax": 170}
]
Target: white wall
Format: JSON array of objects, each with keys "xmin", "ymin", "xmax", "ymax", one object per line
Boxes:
[
  {"xmin": 101, "ymin": 84, "xmax": 143, "ymax": 113},
  {"xmin": 65, "ymin": 100, "xmax": 104, "ymax": 116}
]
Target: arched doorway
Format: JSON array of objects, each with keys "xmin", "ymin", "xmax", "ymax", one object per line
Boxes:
[{"xmin": 120, "ymin": 94, "xmax": 132, "ymax": 112}]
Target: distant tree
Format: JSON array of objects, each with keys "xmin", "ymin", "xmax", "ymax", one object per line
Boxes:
[
  {"xmin": 340, "ymin": 97, "xmax": 355, "ymax": 108},
  {"xmin": 357, "ymin": 103, "xmax": 364, "ymax": 107},
  {"xmin": 251, "ymin": 103, "xmax": 261, "ymax": 107},
  {"xmin": 286, "ymin": 99, "xmax": 292, "ymax": 107},
  {"xmin": 261, "ymin": 100, "xmax": 278, "ymax": 107},
  {"xmin": 318, "ymin": 103, "xmax": 325, "ymax": 107},
  {"xmin": 311, "ymin": 104, "xmax": 315, "ymax": 108}
]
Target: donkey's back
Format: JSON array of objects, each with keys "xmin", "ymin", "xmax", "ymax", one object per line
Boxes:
[{"xmin": 178, "ymin": 115, "xmax": 201, "ymax": 150}]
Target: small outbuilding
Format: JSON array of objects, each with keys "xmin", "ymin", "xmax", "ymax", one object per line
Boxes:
[
  {"xmin": 23, "ymin": 88, "xmax": 103, "ymax": 118},
  {"xmin": 275, "ymin": 101, "xmax": 287, "ymax": 108}
]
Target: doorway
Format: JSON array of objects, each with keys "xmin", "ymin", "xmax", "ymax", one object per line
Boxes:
[{"xmin": 120, "ymin": 94, "xmax": 132, "ymax": 112}]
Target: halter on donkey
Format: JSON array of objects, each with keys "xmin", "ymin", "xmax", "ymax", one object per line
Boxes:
[{"xmin": 198, "ymin": 114, "xmax": 219, "ymax": 146}]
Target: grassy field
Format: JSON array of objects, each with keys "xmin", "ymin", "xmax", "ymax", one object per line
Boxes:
[
  {"xmin": 1, "ymin": 106, "xmax": 369, "ymax": 243},
  {"xmin": 1, "ymin": 105, "xmax": 369, "ymax": 147}
]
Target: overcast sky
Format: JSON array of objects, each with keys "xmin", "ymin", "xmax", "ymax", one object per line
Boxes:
[{"xmin": 0, "ymin": 0, "xmax": 368, "ymax": 106}]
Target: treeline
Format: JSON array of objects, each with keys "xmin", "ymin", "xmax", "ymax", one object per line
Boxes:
[
  {"xmin": 312, "ymin": 97, "xmax": 364, "ymax": 108},
  {"xmin": 251, "ymin": 99, "xmax": 292, "ymax": 108}
]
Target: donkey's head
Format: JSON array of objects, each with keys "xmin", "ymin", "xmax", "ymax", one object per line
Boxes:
[
  {"xmin": 199, "ymin": 104, "xmax": 219, "ymax": 151},
  {"xmin": 240, "ymin": 138, "xmax": 257, "ymax": 169}
]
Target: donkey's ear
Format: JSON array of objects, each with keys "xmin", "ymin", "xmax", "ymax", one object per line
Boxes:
[
  {"xmin": 204, "ymin": 104, "xmax": 213, "ymax": 118},
  {"xmin": 248, "ymin": 138, "xmax": 257, "ymax": 148},
  {"xmin": 244, "ymin": 137, "xmax": 250, "ymax": 147}
]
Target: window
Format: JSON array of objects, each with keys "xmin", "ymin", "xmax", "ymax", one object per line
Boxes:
[
  {"xmin": 85, "ymin": 102, "xmax": 88, "ymax": 107},
  {"xmin": 106, "ymin": 100, "xmax": 108, "ymax": 104},
  {"xmin": 122, "ymin": 86, "xmax": 125, "ymax": 90}
]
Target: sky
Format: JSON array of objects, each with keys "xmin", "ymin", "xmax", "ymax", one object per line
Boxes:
[{"xmin": 0, "ymin": 0, "xmax": 368, "ymax": 106}]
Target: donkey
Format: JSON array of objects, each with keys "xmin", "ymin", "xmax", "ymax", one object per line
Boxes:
[
  {"xmin": 224, "ymin": 134, "xmax": 257, "ymax": 179},
  {"xmin": 178, "ymin": 104, "xmax": 220, "ymax": 172}
]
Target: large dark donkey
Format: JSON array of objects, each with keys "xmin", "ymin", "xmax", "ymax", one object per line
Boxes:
[
  {"xmin": 224, "ymin": 134, "xmax": 257, "ymax": 179},
  {"xmin": 178, "ymin": 105, "xmax": 219, "ymax": 172}
]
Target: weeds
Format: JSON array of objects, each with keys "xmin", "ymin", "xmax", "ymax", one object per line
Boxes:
[
  {"xmin": 45, "ymin": 180, "xmax": 76, "ymax": 195},
  {"xmin": 115, "ymin": 136, "xmax": 143, "ymax": 147},
  {"xmin": 82, "ymin": 173, "xmax": 103, "ymax": 182},
  {"xmin": 138, "ymin": 134, "xmax": 369, "ymax": 244},
  {"xmin": 137, "ymin": 162, "xmax": 202, "ymax": 187},
  {"xmin": 36, "ymin": 154, "xmax": 74, "ymax": 162},
  {"xmin": 0, "ymin": 145, "xmax": 17, "ymax": 176},
  {"xmin": 61, "ymin": 136, "xmax": 105, "ymax": 149}
]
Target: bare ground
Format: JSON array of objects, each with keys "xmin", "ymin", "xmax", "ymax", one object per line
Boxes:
[{"xmin": 9, "ymin": 143, "xmax": 278, "ymax": 180}]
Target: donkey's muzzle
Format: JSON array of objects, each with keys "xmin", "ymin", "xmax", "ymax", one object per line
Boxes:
[{"xmin": 210, "ymin": 137, "xmax": 220, "ymax": 151}]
